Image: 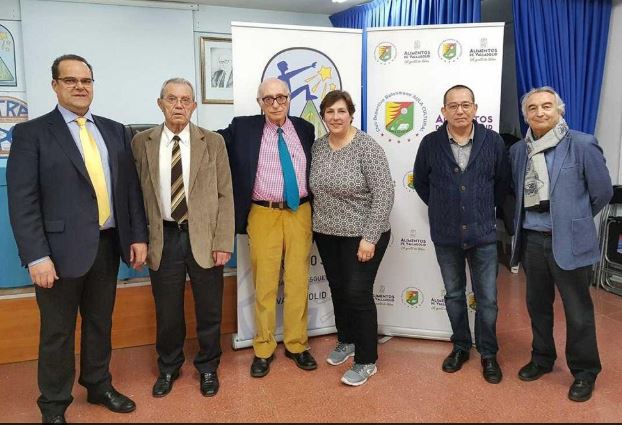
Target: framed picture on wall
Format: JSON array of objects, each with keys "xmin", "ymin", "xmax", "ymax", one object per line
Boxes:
[{"xmin": 200, "ymin": 36, "xmax": 233, "ymax": 104}]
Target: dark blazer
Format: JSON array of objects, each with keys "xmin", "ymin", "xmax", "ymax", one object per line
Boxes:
[
  {"xmin": 413, "ymin": 120, "xmax": 510, "ymax": 248},
  {"xmin": 7, "ymin": 107, "xmax": 148, "ymax": 278},
  {"xmin": 509, "ymin": 130, "xmax": 612, "ymax": 270},
  {"xmin": 217, "ymin": 115, "xmax": 315, "ymax": 234}
]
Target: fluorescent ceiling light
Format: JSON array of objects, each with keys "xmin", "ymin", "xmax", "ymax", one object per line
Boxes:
[{"xmin": 332, "ymin": 0, "xmax": 349, "ymax": 3}]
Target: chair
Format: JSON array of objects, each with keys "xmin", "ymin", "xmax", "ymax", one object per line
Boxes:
[
  {"xmin": 125, "ymin": 124, "xmax": 157, "ymax": 137},
  {"xmin": 594, "ymin": 185, "xmax": 622, "ymax": 296}
]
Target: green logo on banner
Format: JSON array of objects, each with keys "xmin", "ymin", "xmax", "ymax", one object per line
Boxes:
[
  {"xmin": 405, "ymin": 289, "xmax": 419, "ymax": 306},
  {"xmin": 379, "ymin": 45, "xmax": 392, "ymax": 62},
  {"xmin": 300, "ymin": 99, "xmax": 327, "ymax": 138},
  {"xmin": 385, "ymin": 102, "xmax": 414, "ymax": 137},
  {"xmin": 442, "ymin": 42, "xmax": 457, "ymax": 60}
]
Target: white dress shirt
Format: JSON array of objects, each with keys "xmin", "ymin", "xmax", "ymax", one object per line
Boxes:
[{"xmin": 159, "ymin": 124, "xmax": 191, "ymax": 221}]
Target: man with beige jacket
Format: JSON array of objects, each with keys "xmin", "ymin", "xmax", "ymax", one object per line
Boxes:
[{"xmin": 131, "ymin": 78, "xmax": 234, "ymax": 398}]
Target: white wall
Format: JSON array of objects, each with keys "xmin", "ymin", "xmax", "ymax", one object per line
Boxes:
[
  {"xmin": 193, "ymin": 5, "xmax": 332, "ymax": 131},
  {"xmin": 595, "ymin": 0, "xmax": 622, "ymax": 183},
  {"xmin": 0, "ymin": 1, "xmax": 332, "ymax": 129},
  {"xmin": 21, "ymin": 0, "xmax": 196, "ymax": 123}
]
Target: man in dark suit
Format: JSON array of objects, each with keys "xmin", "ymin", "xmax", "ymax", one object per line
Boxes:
[
  {"xmin": 510, "ymin": 86, "xmax": 612, "ymax": 402},
  {"xmin": 218, "ymin": 78, "xmax": 317, "ymax": 377},
  {"xmin": 132, "ymin": 78, "xmax": 234, "ymax": 398},
  {"xmin": 7, "ymin": 54, "xmax": 148, "ymax": 423}
]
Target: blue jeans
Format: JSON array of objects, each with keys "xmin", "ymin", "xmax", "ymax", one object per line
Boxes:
[{"xmin": 434, "ymin": 242, "xmax": 499, "ymax": 358}]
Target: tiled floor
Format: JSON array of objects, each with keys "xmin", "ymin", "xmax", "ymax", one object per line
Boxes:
[{"xmin": 2, "ymin": 266, "xmax": 622, "ymax": 423}]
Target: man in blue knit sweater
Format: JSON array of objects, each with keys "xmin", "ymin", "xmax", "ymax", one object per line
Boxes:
[{"xmin": 414, "ymin": 85, "xmax": 510, "ymax": 384}]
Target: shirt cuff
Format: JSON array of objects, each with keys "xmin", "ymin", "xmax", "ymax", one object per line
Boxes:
[{"xmin": 28, "ymin": 256, "xmax": 51, "ymax": 268}]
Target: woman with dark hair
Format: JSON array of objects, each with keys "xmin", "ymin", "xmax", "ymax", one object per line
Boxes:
[{"xmin": 310, "ymin": 90, "xmax": 394, "ymax": 386}]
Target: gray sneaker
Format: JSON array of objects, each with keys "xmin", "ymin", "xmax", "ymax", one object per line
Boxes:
[
  {"xmin": 326, "ymin": 342, "xmax": 355, "ymax": 366},
  {"xmin": 341, "ymin": 363, "xmax": 377, "ymax": 386}
]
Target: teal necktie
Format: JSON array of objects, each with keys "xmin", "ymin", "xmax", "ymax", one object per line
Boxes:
[{"xmin": 277, "ymin": 127, "xmax": 300, "ymax": 211}]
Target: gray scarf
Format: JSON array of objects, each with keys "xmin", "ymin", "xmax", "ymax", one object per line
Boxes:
[{"xmin": 524, "ymin": 118, "xmax": 569, "ymax": 211}]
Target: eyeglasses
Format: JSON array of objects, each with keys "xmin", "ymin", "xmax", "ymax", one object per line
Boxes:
[
  {"xmin": 162, "ymin": 96, "xmax": 194, "ymax": 107},
  {"xmin": 260, "ymin": 95, "xmax": 289, "ymax": 106},
  {"xmin": 445, "ymin": 102, "xmax": 474, "ymax": 112},
  {"xmin": 56, "ymin": 77, "xmax": 94, "ymax": 88}
]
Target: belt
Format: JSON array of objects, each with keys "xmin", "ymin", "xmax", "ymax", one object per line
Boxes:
[
  {"xmin": 163, "ymin": 220, "xmax": 189, "ymax": 231},
  {"xmin": 252, "ymin": 197, "xmax": 310, "ymax": 210}
]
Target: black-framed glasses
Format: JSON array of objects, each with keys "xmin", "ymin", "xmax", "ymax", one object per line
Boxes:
[
  {"xmin": 445, "ymin": 102, "xmax": 474, "ymax": 112},
  {"xmin": 260, "ymin": 95, "xmax": 289, "ymax": 106},
  {"xmin": 56, "ymin": 77, "xmax": 94, "ymax": 88},
  {"xmin": 162, "ymin": 96, "xmax": 194, "ymax": 107}
]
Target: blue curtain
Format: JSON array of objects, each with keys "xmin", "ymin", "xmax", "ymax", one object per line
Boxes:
[
  {"xmin": 330, "ymin": 0, "xmax": 480, "ymax": 28},
  {"xmin": 513, "ymin": 0, "xmax": 611, "ymax": 134}
]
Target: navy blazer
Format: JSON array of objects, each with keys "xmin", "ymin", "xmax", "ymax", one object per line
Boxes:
[
  {"xmin": 7, "ymin": 107, "xmax": 148, "ymax": 278},
  {"xmin": 217, "ymin": 115, "xmax": 315, "ymax": 234},
  {"xmin": 509, "ymin": 130, "xmax": 612, "ymax": 270}
]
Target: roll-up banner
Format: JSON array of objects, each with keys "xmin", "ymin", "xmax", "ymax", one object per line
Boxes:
[
  {"xmin": 367, "ymin": 24, "xmax": 504, "ymax": 340},
  {"xmin": 231, "ymin": 22, "xmax": 362, "ymax": 349},
  {"xmin": 231, "ymin": 22, "xmax": 504, "ymax": 348}
]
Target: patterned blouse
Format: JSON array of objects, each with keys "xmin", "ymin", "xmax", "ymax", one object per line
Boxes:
[{"xmin": 310, "ymin": 129, "xmax": 394, "ymax": 244}]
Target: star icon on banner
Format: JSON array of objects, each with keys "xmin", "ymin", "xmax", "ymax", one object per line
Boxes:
[{"xmin": 319, "ymin": 66, "xmax": 332, "ymax": 81}]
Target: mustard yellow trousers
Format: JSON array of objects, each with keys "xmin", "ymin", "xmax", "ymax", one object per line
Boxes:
[{"xmin": 247, "ymin": 202, "xmax": 312, "ymax": 358}]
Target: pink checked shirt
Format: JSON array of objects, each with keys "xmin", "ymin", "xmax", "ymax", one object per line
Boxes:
[{"xmin": 252, "ymin": 117, "xmax": 308, "ymax": 202}]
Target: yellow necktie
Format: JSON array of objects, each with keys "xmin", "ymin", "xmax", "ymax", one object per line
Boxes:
[{"xmin": 76, "ymin": 117, "xmax": 110, "ymax": 226}]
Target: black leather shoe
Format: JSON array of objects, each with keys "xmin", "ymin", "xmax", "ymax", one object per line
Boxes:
[
  {"xmin": 42, "ymin": 415, "xmax": 66, "ymax": 424},
  {"xmin": 481, "ymin": 357, "xmax": 503, "ymax": 384},
  {"xmin": 442, "ymin": 349, "xmax": 470, "ymax": 373},
  {"xmin": 285, "ymin": 350, "xmax": 318, "ymax": 371},
  {"xmin": 518, "ymin": 361, "xmax": 552, "ymax": 382},
  {"xmin": 568, "ymin": 379, "xmax": 594, "ymax": 402},
  {"xmin": 152, "ymin": 370, "xmax": 180, "ymax": 397},
  {"xmin": 87, "ymin": 388, "xmax": 136, "ymax": 413},
  {"xmin": 250, "ymin": 354, "xmax": 274, "ymax": 378},
  {"xmin": 200, "ymin": 372, "xmax": 219, "ymax": 397}
]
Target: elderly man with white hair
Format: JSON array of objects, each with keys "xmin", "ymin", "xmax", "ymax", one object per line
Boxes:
[
  {"xmin": 218, "ymin": 78, "xmax": 317, "ymax": 377},
  {"xmin": 509, "ymin": 86, "xmax": 612, "ymax": 402}
]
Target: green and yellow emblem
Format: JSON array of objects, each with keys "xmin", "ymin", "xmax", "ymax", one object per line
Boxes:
[
  {"xmin": 385, "ymin": 102, "xmax": 414, "ymax": 137},
  {"xmin": 442, "ymin": 42, "xmax": 457, "ymax": 60}
]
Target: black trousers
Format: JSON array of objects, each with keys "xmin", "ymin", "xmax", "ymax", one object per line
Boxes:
[
  {"xmin": 149, "ymin": 226, "xmax": 224, "ymax": 375},
  {"xmin": 314, "ymin": 230, "xmax": 390, "ymax": 364},
  {"xmin": 35, "ymin": 229, "xmax": 119, "ymax": 417},
  {"xmin": 521, "ymin": 230, "xmax": 601, "ymax": 382}
]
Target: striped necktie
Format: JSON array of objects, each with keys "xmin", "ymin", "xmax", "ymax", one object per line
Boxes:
[
  {"xmin": 76, "ymin": 117, "xmax": 110, "ymax": 226},
  {"xmin": 170, "ymin": 135, "xmax": 188, "ymax": 223}
]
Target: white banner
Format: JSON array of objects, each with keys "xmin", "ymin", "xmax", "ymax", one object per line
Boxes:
[
  {"xmin": 231, "ymin": 22, "xmax": 362, "ymax": 349},
  {"xmin": 366, "ymin": 24, "xmax": 505, "ymax": 339}
]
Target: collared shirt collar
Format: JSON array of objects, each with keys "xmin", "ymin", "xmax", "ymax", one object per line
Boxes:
[
  {"xmin": 264, "ymin": 116, "xmax": 291, "ymax": 133},
  {"xmin": 162, "ymin": 123, "xmax": 191, "ymax": 147},
  {"xmin": 447, "ymin": 123, "xmax": 474, "ymax": 145},
  {"xmin": 58, "ymin": 104, "xmax": 94, "ymax": 124}
]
